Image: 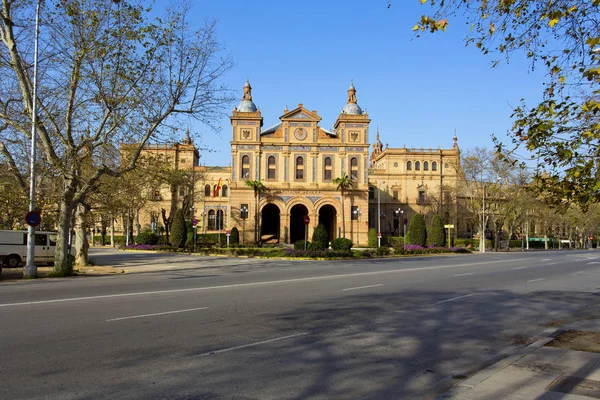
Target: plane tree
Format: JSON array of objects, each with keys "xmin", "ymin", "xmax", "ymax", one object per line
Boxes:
[
  {"xmin": 0, "ymin": 0, "xmax": 233, "ymax": 274},
  {"xmin": 412, "ymin": 0, "xmax": 600, "ymax": 207}
]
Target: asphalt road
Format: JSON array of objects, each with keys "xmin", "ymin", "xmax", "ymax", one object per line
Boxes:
[{"xmin": 2, "ymin": 249, "xmax": 600, "ymax": 399}]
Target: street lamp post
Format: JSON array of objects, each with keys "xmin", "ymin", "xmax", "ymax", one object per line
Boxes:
[
  {"xmin": 241, "ymin": 205, "xmax": 248, "ymax": 246},
  {"xmin": 395, "ymin": 208, "xmax": 405, "ymax": 250},
  {"xmin": 24, "ymin": 0, "xmax": 43, "ymax": 278},
  {"xmin": 377, "ymin": 181, "xmax": 385, "ymax": 247},
  {"xmin": 353, "ymin": 207, "xmax": 362, "ymax": 244}
]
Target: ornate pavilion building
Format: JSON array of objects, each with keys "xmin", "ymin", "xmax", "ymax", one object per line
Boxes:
[{"xmin": 127, "ymin": 81, "xmax": 461, "ymax": 246}]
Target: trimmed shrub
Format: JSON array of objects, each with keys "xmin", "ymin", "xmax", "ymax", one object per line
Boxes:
[
  {"xmin": 368, "ymin": 228, "xmax": 377, "ymax": 247},
  {"xmin": 376, "ymin": 247, "xmax": 390, "ymax": 256},
  {"xmin": 310, "ymin": 224, "xmax": 329, "ymax": 251},
  {"xmin": 135, "ymin": 231, "xmax": 159, "ymax": 245},
  {"xmin": 387, "ymin": 236, "xmax": 404, "ymax": 248},
  {"xmin": 294, "ymin": 240, "xmax": 310, "ymax": 250},
  {"xmin": 170, "ymin": 209, "xmax": 187, "ymax": 249},
  {"xmin": 406, "ymin": 213, "xmax": 427, "ymax": 246},
  {"xmin": 331, "ymin": 237, "xmax": 353, "ymax": 252},
  {"xmin": 157, "ymin": 235, "xmax": 169, "ymax": 245},
  {"xmin": 428, "ymin": 215, "xmax": 445, "ymax": 247},
  {"xmin": 230, "ymin": 227, "xmax": 240, "ymax": 245}
]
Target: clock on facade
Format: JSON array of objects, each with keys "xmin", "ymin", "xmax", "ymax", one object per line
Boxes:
[{"xmin": 294, "ymin": 128, "xmax": 307, "ymax": 141}]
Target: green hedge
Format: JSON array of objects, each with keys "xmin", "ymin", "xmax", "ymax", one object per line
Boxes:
[
  {"xmin": 294, "ymin": 240, "xmax": 310, "ymax": 250},
  {"xmin": 331, "ymin": 238, "xmax": 353, "ymax": 252},
  {"xmin": 135, "ymin": 231, "xmax": 159, "ymax": 245}
]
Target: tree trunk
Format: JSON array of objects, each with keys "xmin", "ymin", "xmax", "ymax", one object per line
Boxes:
[
  {"xmin": 54, "ymin": 183, "xmax": 76, "ymax": 275},
  {"xmin": 110, "ymin": 215, "xmax": 115, "ymax": 247},
  {"xmin": 74, "ymin": 203, "xmax": 89, "ymax": 267},
  {"xmin": 135, "ymin": 209, "xmax": 140, "ymax": 237}
]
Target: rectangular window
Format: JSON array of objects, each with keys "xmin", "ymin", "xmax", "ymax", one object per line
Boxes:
[
  {"xmin": 418, "ymin": 190, "xmax": 426, "ymax": 204},
  {"xmin": 35, "ymin": 234, "xmax": 47, "ymax": 246},
  {"xmin": 393, "ymin": 190, "xmax": 398, "ymax": 200},
  {"xmin": 351, "ymin": 206, "xmax": 359, "ymax": 220}
]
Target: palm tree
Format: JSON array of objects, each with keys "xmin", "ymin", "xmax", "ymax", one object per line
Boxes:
[
  {"xmin": 245, "ymin": 180, "xmax": 267, "ymax": 243},
  {"xmin": 333, "ymin": 174, "xmax": 353, "ymax": 238}
]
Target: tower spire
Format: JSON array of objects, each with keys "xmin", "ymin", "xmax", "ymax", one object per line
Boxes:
[{"xmin": 243, "ymin": 79, "xmax": 252, "ymax": 101}]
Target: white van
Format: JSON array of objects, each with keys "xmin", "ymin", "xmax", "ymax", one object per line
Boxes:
[{"xmin": 0, "ymin": 230, "xmax": 57, "ymax": 267}]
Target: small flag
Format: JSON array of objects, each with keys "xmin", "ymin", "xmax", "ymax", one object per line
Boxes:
[{"xmin": 214, "ymin": 178, "xmax": 222, "ymax": 197}]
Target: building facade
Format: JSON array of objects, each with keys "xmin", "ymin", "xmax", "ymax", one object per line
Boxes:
[{"xmin": 127, "ymin": 81, "xmax": 461, "ymax": 246}]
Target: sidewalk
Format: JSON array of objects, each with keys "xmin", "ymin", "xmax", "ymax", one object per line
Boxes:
[{"xmin": 435, "ymin": 319, "xmax": 600, "ymax": 399}]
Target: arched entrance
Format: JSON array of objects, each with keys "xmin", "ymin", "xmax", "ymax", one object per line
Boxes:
[
  {"xmin": 290, "ymin": 204, "xmax": 309, "ymax": 244},
  {"xmin": 319, "ymin": 204, "xmax": 337, "ymax": 241},
  {"xmin": 261, "ymin": 204, "xmax": 280, "ymax": 243}
]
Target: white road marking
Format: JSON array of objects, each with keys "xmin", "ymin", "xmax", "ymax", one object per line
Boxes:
[
  {"xmin": 588, "ymin": 262, "xmax": 600, "ymax": 265},
  {"xmin": 541, "ymin": 259, "xmax": 552, "ymax": 262},
  {"xmin": 528, "ymin": 278, "xmax": 546, "ymax": 283},
  {"xmin": 342, "ymin": 284, "xmax": 383, "ymax": 291},
  {"xmin": 513, "ymin": 267, "xmax": 527, "ymax": 270},
  {"xmin": 0, "ymin": 258, "xmax": 531, "ymax": 308},
  {"xmin": 199, "ymin": 332, "xmax": 307, "ymax": 356},
  {"xmin": 106, "ymin": 307, "xmax": 208, "ymax": 322},
  {"xmin": 545, "ymin": 263, "xmax": 557, "ymax": 266},
  {"xmin": 570, "ymin": 271, "xmax": 584, "ymax": 275},
  {"xmin": 435, "ymin": 294, "xmax": 475, "ymax": 305},
  {"xmin": 454, "ymin": 273, "xmax": 475, "ymax": 277}
]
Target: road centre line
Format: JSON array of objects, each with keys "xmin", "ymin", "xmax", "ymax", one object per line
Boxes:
[
  {"xmin": 106, "ymin": 307, "xmax": 207, "ymax": 322},
  {"xmin": 513, "ymin": 267, "xmax": 527, "ymax": 270},
  {"xmin": 0, "ymin": 258, "xmax": 531, "ymax": 308},
  {"xmin": 528, "ymin": 278, "xmax": 546, "ymax": 283},
  {"xmin": 570, "ymin": 271, "xmax": 584, "ymax": 275},
  {"xmin": 199, "ymin": 332, "xmax": 307, "ymax": 357},
  {"xmin": 435, "ymin": 294, "xmax": 475, "ymax": 305},
  {"xmin": 541, "ymin": 259, "xmax": 552, "ymax": 262},
  {"xmin": 342, "ymin": 284, "xmax": 383, "ymax": 291},
  {"xmin": 454, "ymin": 273, "xmax": 475, "ymax": 277}
]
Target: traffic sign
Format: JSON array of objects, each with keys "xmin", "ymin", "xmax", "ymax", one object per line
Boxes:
[
  {"xmin": 192, "ymin": 218, "xmax": 197, "ymax": 227},
  {"xmin": 226, "ymin": 230, "xmax": 231, "ymax": 236},
  {"xmin": 377, "ymin": 232, "xmax": 382, "ymax": 238},
  {"xmin": 25, "ymin": 211, "xmax": 41, "ymax": 227},
  {"xmin": 403, "ymin": 217, "xmax": 408, "ymax": 225},
  {"xmin": 444, "ymin": 224, "xmax": 455, "ymax": 229},
  {"xmin": 303, "ymin": 215, "xmax": 310, "ymax": 225}
]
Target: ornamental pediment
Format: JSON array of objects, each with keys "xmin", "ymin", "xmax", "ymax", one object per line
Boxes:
[{"xmin": 281, "ymin": 104, "xmax": 322, "ymax": 122}]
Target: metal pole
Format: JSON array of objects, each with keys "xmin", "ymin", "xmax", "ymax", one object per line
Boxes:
[
  {"xmin": 242, "ymin": 217, "xmax": 245, "ymax": 246},
  {"xmin": 377, "ymin": 183, "xmax": 382, "ymax": 247},
  {"xmin": 193, "ymin": 227, "xmax": 197, "ymax": 253},
  {"xmin": 481, "ymin": 184, "xmax": 486, "ymax": 253},
  {"xmin": 403, "ymin": 214, "xmax": 406, "ymax": 250},
  {"xmin": 304, "ymin": 222, "xmax": 307, "ymax": 251},
  {"xmin": 24, "ymin": 0, "xmax": 42, "ymax": 278}
]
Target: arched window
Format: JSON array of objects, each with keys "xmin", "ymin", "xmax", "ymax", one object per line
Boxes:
[
  {"xmin": 213, "ymin": 184, "xmax": 218, "ymax": 197},
  {"xmin": 221, "ymin": 185, "xmax": 228, "ymax": 197},
  {"xmin": 369, "ymin": 186, "xmax": 375, "ymax": 200},
  {"xmin": 350, "ymin": 157, "xmax": 359, "ymax": 180},
  {"xmin": 267, "ymin": 156, "xmax": 276, "ymax": 180},
  {"xmin": 407, "ymin": 161, "xmax": 412, "ymax": 171},
  {"xmin": 204, "ymin": 184, "xmax": 210, "ymax": 196},
  {"xmin": 208, "ymin": 210, "xmax": 216, "ymax": 230},
  {"xmin": 216, "ymin": 210, "xmax": 224, "ymax": 230},
  {"xmin": 323, "ymin": 157, "xmax": 332, "ymax": 181},
  {"xmin": 432, "ymin": 161, "xmax": 438, "ymax": 171},
  {"xmin": 424, "ymin": 161, "xmax": 429, "ymax": 171},
  {"xmin": 295, "ymin": 156, "xmax": 304, "ymax": 180},
  {"xmin": 415, "ymin": 161, "xmax": 421, "ymax": 171},
  {"xmin": 241, "ymin": 155, "xmax": 250, "ymax": 179}
]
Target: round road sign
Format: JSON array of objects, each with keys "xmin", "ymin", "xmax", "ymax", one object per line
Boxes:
[
  {"xmin": 25, "ymin": 211, "xmax": 42, "ymax": 227},
  {"xmin": 303, "ymin": 215, "xmax": 310, "ymax": 225}
]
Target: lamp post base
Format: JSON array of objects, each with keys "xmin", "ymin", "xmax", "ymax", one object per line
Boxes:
[{"xmin": 23, "ymin": 264, "xmax": 37, "ymax": 278}]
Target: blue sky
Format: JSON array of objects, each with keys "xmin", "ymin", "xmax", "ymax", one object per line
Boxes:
[{"xmin": 180, "ymin": 0, "xmax": 546, "ymax": 166}]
